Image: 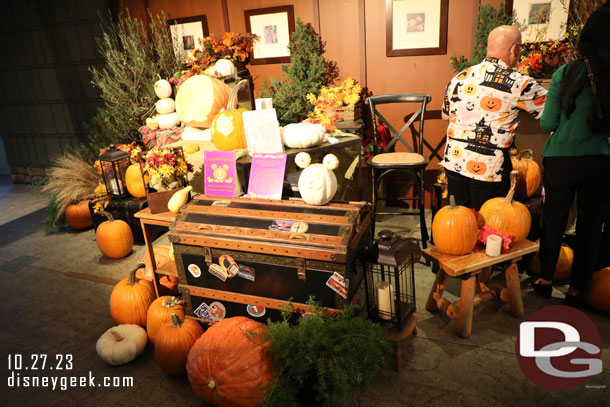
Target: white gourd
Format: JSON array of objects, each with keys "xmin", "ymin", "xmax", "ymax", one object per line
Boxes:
[
  {"xmin": 146, "ymin": 117, "xmax": 159, "ymax": 130},
  {"xmin": 96, "ymin": 324, "xmax": 147, "ymax": 366},
  {"xmin": 297, "ymin": 153, "xmax": 338, "ymax": 206},
  {"xmin": 156, "ymin": 98, "xmax": 176, "ymax": 114},
  {"xmin": 156, "ymin": 112, "xmax": 181, "ymax": 129},
  {"xmin": 154, "ymin": 79, "xmax": 172, "ymax": 98},
  {"xmin": 281, "ymin": 123, "xmax": 326, "ymax": 149},
  {"xmin": 214, "ymin": 59, "xmax": 236, "ymax": 77},
  {"xmin": 167, "ymin": 186, "xmax": 192, "ymax": 213}
]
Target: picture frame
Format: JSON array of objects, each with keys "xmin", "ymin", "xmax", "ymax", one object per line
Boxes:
[
  {"xmin": 168, "ymin": 15, "xmax": 210, "ymax": 60},
  {"xmin": 506, "ymin": 0, "xmax": 570, "ymax": 43},
  {"xmin": 244, "ymin": 5, "xmax": 295, "ymax": 65},
  {"xmin": 386, "ymin": 0, "xmax": 448, "ymax": 57}
]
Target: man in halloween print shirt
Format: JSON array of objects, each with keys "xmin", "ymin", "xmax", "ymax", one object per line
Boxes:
[{"xmin": 441, "ymin": 25, "xmax": 547, "ymax": 210}]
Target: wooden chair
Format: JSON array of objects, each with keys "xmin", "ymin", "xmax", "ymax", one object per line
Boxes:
[{"xmin": 365, "ymin": 94, "xmax": 431, "ymax": 248}]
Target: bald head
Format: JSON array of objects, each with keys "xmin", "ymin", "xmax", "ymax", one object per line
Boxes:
[{"xmin": 487, "ymin": 25, "xmax": 522, "ymax": 67}]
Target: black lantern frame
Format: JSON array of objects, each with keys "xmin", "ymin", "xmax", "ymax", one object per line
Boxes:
[{"xmin": 99, "ymin": 144, "xmax": 131, "ymax": 197}]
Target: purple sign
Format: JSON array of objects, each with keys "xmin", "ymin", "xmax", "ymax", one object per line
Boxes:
[
  {"xmin": 247, "ymin": 153, "xmax": 287, "ymax": 200},
  {"xmin": 204, "ymin": 150, "xmax": 237, "ymax": 196}
]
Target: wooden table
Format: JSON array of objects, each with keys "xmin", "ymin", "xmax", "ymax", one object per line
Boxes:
[
  {"xmin": 135, "ymin": 208, "xmax": 178, "ymax": 297},
  {"xmin": 422, "ymin": 239, "xmax": 539, "ymax": 338}
]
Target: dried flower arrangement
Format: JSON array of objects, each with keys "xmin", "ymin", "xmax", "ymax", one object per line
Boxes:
[
  {"xmin": 305, "ymin": 77, "xmax": 362, "ymax": 132},
  {"xmin": 141, "ymin": 148, "xmax": 193, "ymax": 192}
]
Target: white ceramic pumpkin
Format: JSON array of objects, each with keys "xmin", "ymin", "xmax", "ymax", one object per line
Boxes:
[
  {"xmin": 281, "ymin": 122, "xmax": 326, "ymax": 149},
  {"xmin": 96, "ymin": 324, "xmax": 147, "ymax": 366},
  {"xmin": 154, "ymin": 79, "xmax": 172, "ymax": 99},
  {"xmin": 214, "ymin": 59, "xmax": 236, "ymax": 77},
  {"xmin": 297, "ymin": 153, "xmax": 338, "ymax": 206},
  {"xmin": 156, "ymin": 112, "xmax": 180, "ymax": 129},
  {"xmin": 156, "ymin": 98, "xmax": 176, "ymax": 114}
]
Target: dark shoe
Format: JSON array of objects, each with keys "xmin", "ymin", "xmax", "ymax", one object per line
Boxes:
[
  {"xmin": 563, "ymin": 293, "xmax": 585, "ymax": 307},
  {"xmin": 531, "ymin": 281, "xmax": 552, "ymax": 299}
]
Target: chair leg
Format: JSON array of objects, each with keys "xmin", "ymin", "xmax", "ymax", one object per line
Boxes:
[
  {"xmin": 370, "ymin": 168, "xmax": 380, "ymax": 242},
  {"xmin": 417, "ymin": 170, "xmax": 428, "ymax": 249}
]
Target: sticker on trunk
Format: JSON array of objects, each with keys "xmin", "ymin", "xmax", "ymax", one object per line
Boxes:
[
  {"xmin": 193, "ymin": 302, "xmax": 212, "ymax": 320},
  {"xmin": 208, "ymin": 263, "xmax": 228, "ymax": 281},
  {"xmin": 269, "ymin": 219, "xmax": 293, "ymax": 231},
  {"xmin": 237, "ymin": 264, "xmax": 255, "ymax": 281},
  {"xmin": 290, "ymin": 221, "xmax": 309, "ymax": 233},
  {"xmin": 188, "ymin": 264, "xmax": 201, "ymax": 278},
  {"xmin": 219, "ymin": 255, "xmax": 239, "ymax": 278},
  {"xmin": 246, "ymin": 305, "xmax": 266, "ymax": 318},
  {"xmin": 326, "ymin": 272, "xmax": 348, "ymax": 299},
  {"xmin": 209, "ymin": 301, "xmax": 226, "ymax": 321}
]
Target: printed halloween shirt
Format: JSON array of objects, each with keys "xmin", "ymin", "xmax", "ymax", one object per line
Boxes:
[{"xmin": 441, "ymin": 57, "xmax": 547, "ymax": 181}]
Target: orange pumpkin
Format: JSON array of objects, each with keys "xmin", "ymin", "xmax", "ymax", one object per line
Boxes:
[
  {"xmin": 432, "ymin": 195, "xmax": 479, "ymax": 255},
  {"xmin": 529, "ymin": 241, "xmax": 574, "ymax": 281},
  {"xmin": 511, "ymin": 149, "xmax": 541, "ymax": 200},
  {"xmin": 147, "ymin": 296, "xmax": 185, "ymax": 343},
  {"xmin": 466, "ymin": 158, "xmax": 487, "ymax": 175},
  {"xmin": 585, "ymin": 267, "xmax": 610, "ymax": 313},
  {"xmin": 175, "ymin": 75, "xmax": 232, "ymax": 128},
  {"xmin": 155, "ymin": 314, "xmax": 204, "ymax": 376},
  {"xmin": 65, "ymin": 200, "xmax": 92, "ymax": 229},
  {"xmin": 125, "ymin": 164, "xmax": 149, "ymax": 198},
  {"xmin": 187, "ymin": 317, "xmax": 274, "ymax": 407},
  {"xmin": 480, "ymin": 95, "xmax": 502, "ymax": 112},
  {"xmin": 95, "ymin": 211, "xmax": 133, "ymax": 259},
  {"xmin": 479, "ymin": 170, "xmax": 531, "ymax": 243},
  {"xmin": 211, "ymin": 109, "xmax": 247, "ymax": 151},
  {"xmin": 110, "ymin": 263, "xmax": 155, "ymax": 326}
]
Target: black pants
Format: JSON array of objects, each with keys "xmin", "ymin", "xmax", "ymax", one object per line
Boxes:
[
  {"xmin": 540, "ymin": 156, "xmax": 610, "ymax": 292},
  {"xmin": 445, "ymin": 169, "xmax": 511, "ymax": 211}
]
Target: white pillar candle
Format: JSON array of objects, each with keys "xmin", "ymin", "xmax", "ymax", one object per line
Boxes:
[
  {"xmin": 486, "ymin": 234, "xmax": 502, "ymax": 257},
  {"xmin": 377, "ymin": 281, "xmax": 394, "ymax": 320},
  {"xmin": 255, "ymin": 98, "xmax": 273, "ymax": 110}
]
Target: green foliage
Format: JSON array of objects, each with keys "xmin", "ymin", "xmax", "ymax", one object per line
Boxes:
[
  {"xmin": 259, "ymin": 19, "xmax": 339, "ymax": 126},
  {"xmin": 256, "ymin": 298, "xmax": 390, "ymax": 407},
  {"xmin": 79, "ymin": 107, "xmax": 117, "ymax": 164},
  {"xmin": 43, "ymin": 192, "xmax": 63, "ymax": 235},
  {"xmin": 450, "ymin": 2, "xmax": 515, "ymax": 72},
  {"xmin": 89, "ymin": 9, "xmax": 183, "ymax": 142}
]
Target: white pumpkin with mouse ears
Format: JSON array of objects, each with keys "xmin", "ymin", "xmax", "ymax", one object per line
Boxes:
[{"xmin": 296, "ymin": 152, "xmax": 339, "ymax": 206}]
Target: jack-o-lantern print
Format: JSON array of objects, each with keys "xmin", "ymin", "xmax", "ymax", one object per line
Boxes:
[
  {"xmin": 450, "ymin": 114, "xmax": 457, "ymax": 123},
  {"xmin": 466, "ymin": 101, "xmax": 475, "ymax": 111},
  {"xmin": 481, "ymin": 95, "xmax": 502, "ymax": 112},
  {"xmin": 464, "ymin": 83, "xmax": 477, "ymax": 95},
  {"xmin": 454, "ymin": 162, "xmax": 463, "ymax": 172},
  {"xmin": 466, "ymin": 158, "xmax": 487, "ymax": 175},
  {"xmin": 451, "ymin": 146, "xmax": 463, "ymax": 158}
]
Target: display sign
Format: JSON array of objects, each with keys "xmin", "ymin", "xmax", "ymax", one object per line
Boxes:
[
  {"xmin": 204, "ymin": 150, "xmax": 237, "ymax": 196},
  {"xmin": 247, "ymin": 153, "xmax": 287, "ymax": 200}
]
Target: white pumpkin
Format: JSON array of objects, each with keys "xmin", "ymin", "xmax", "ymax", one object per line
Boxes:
[
  {"xmin": 96, "ymin": 324, "xmax": 147, "ymax": 366},
  {"xmin": 281, "ymin": 123, "xmax": 327, "ymax": 149},
  {"xmin": 154, "ymin": 79, "xmax": 172, "ymax": 99},
  {"xmin": 156, "ymin": 112, "xmax": 180, "ymax": 129},
  {"xmin": 295, "ymin": 152, "xmax": 312, "ymax": 169},
  {"xmin": 297, "ymin": 153, "xmax": 338, "ymax": 206},
  {"xmin": 214, "ymin": 59, "xmax": 236, "ymax": 77},
  {"xmin": 156, "ymin": 98, "xmax": 176, "ymax": 114}
]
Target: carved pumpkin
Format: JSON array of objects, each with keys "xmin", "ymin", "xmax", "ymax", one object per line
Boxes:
[
  {"xmin": 125, "ymin": 164, "xmax": 148, "ymax": 198},
  {"xmin": 585, "ymin": 267, "xmax": 610, "ymax": 313},
  {"xmin": 529, "ymin": 241, "xmax": 573, "ymax": 281},
  {"xmin": 95, "ymin": 211, "xmax": 133, "ymax": 259},
  {"xmin": 155, "ymin": 314, "xmax": 204, "ymax": 376},
  {"xmin": 176, "ymin": 75, "xmax": 232, "ymax": 128},
  {"xmin": 432, "ymin": 195, "xmax": 479, "ymax": 255},
  {"xmin": 480, "ymin": 95, "xmax": 502, "ymax": 112},
  {"xmin": 479, "ymin": 170, "xmax": 531, "ymax": 243},
  {"xmin": 187, "ymin": 317, "xmax": 274, "ymax": 407},
  {"xmin": 110, "ymin": 263, "xmax": 155, "ymax": 326},
  {"xmin": 297, "ymin": 153, "xmax": 339, "ymax": 206},
  {"xmin": 466, "ymin": 158, "xmax": 487, "ymax": 175},
  {"xmin": 511, "ymin": 149, "xmax": 541, "ymax": 200},
  {"xmin": 96, "ymin": 324, "xmax": 148, "ymax": 366},
  {"xmin": 147, "ymin": 296, "xmax": 185, "ymax": 344},
  {"xmin": 65, "ymin": 200, "xmax": 92, "ymax": 229}
]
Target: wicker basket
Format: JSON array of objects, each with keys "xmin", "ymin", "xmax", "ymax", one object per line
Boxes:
[{"xmin": 334, "ymin": 102, "xmax": 362, "ymax": 122}]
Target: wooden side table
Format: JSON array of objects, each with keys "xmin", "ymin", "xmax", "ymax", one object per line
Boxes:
[
  {"xmin": 135, "ymin": 208, "xmax": 178, "ymax": 297},
  {"xmin": 422, "ymin": 239, "xmax": 539, "ymax": 338}
]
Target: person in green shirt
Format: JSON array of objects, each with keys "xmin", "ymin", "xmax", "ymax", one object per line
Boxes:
[{"xmin": 532, "ymin": 3, "xmax": 610, "ymax": 304}]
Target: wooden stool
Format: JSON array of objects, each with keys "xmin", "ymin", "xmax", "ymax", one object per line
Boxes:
[
  {"xmin": 422, "ymin": 240, "xmax": 539, "ymax": 338},
  {"xmin": 387, "ymin": 312, "xmax": 417, "ymax": 371}
]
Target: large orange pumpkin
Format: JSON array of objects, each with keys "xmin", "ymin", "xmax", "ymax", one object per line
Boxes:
[
  {"xmin": 65, "ymin": 200, "xmax": 92, "ymax": 229},
  {"xmin": 511, "ymin": 149, "xmax": 541, "ymax": 200},
  {"xmin": 110, "ymin": 263, "xmax": 155, "ymax": 326},
  {"xmin": 585, "ymin": 267, "xmax": 610, "ymax": 313},
  {"xmin": 187, "ymin": 317, "xmax": 274, "ymax": 407},
  {"xmin": 529, "ymin": 241, "xmax": 574, "ymax": 281},
  {"xmin": 146, "ymin": 296, "xmax": 185, "ymax": 343},
  {"xmin": 155, "ymin": 314, "xmax": 204, "ymax": 376},
  {"xmin": 175, "ymin": 75, "xmax": 232, "ymax": 128},
  {"xmin": 125, "ymin": 164, "xmax": 149, "ymax": 198},
  {"xmin": 432, "ymin": 195, "xmax": 478, "ymax": 255},
  {"xmin": 95, "ymin": 211, "xmax": 133, "ymax": 259},
  {"xmin": 479, "ymin": 170, "xmax": 531, "ymax": 243}
]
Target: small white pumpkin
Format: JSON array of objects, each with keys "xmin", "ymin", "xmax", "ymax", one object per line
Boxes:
[
  {"xmin": 156, "ymin": 98, "xmax": 176, "ymax": 114},
  {"xmin": 295, "ymin": 152, "xmax": 312, "ymax": 169},
  {"xmin": 214, "ymin": 59, "xmax": 236, "ymax": 77},
  {"xmin": 156, "ymin": 112, "xmax": 181, "ymax": 129},
  {"xmin": 154, "ymin": 78, "xmax": 172, "ymax": 99},
  {"xmin": 282, "ymin": 122, "xmax": 327, "ymax": 149},
  {"xmin": 297, "ymin": 153, "xmax": 338, "ymax": 206},
  {"xmin": 96, "ymin": 324, "xmax": 147, "ymax": 366}
]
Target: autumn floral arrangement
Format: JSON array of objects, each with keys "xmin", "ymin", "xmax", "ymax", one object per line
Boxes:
[
  {"xmin": 516, "ymin": 33, "xmax": 578, "ymax": 79},
  {"xmin": 305, "ymin": 77, "xmax": 362, "ymax": 132},
  {"xmin": 170, "ymin": 32, "xmax": 258, "ymax": 88},
  {"xmin": 93, "ymin": 142, "xmax": 142, "ymax": 174},
  {"xmin": 141, "ymin": 147, "xmax": 193, "ymax": 192}
]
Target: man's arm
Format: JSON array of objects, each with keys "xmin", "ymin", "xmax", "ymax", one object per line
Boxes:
[{"xmin": 517, "ymin": 76, "xmax": 547, "ymax": 120}]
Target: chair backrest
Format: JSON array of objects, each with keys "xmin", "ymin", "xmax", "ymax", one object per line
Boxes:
[{"xmin": 365, "ymin": 94, "xmax": 431, "ymax": 155}]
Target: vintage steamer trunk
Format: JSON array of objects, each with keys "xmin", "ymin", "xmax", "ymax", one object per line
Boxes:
[{"xmin": 169, "ymin": 196, "xmax": 372, "ymax": 323}]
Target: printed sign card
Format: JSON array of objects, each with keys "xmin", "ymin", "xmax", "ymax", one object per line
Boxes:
[
  {"xmin": 247, "ymin": 153, "xmax": 287, "ymax": 200},
  {"xmin": 204, "ymin": 150, "xmax": 236, "ymax": 196},
  {"xmin": 242, "ymin": 109, "xmax": 284, "ymax": 155}
]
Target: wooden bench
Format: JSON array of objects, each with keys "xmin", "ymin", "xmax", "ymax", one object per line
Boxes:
[{"xmin": 422, "ymin": 239, "xmax": 539, "ymax": 338}]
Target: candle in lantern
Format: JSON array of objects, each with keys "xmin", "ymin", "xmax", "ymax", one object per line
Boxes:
[{"xmin": 376, "ymin": 281, "xmax": 394, "ymax": 320}]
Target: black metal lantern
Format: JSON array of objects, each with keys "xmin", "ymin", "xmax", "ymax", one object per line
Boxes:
[
  {"xmin": 364, "ymin": 230, "xmax": 417, "ymax": 329},
  {"xmin": 99, "ymin": 144, "xmax": 130, "ymax": 197}
]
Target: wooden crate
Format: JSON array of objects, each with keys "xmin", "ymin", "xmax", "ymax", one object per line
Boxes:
[{"xmin": 335, "ymin": 102, "xmax": 362, "ymax": 122}]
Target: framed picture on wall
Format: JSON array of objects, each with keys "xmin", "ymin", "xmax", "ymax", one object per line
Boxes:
[
  {"xmin": 169, "ymin": 15, "xmax": 210, "ymax": 60},
  {"xmin": 244, "ymin": 5, "xmax": 295, "ymax": 65},
  {"xmin": 506, "ymin": 0, "xmax": 570, "ymax": 42},
  {"xmin": 386, "ymin": 0, "xmax": 448, "ymax": 57}
]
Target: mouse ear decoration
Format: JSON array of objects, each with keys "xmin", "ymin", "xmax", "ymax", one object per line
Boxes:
[
  {"xmin": 323, "ymin": 154, "xmax": 339, "ymax": 171},
  {"xmin": 295, "ymin": 152, "xmax": 312, "ymax": 169}
]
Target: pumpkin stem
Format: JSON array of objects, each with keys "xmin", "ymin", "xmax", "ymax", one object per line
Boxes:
[
  {"xmin": 96, "ymin": 210, "xmax": 115, "ymax": 222},
  {"xmin": 128, "ymin": 263, "xmax": 145, "ymax": 286},
  {"xmin": 163, "ymin": 297, "xmax": 184, "ymax": 308},
  {"xmin": 449, "ymin": 195, "xmax": 458, "ymax": 209},
  {"xmin": 504, "ymin": 170, "xmax": 518, "ymax": 205},
  {"xmin": 110, "ymin": 330, "xmax": 124, "ymax": 341},
  {"xmin": 227, "ymin": 80, "xmax": 248, "ymax": 111},
  {"xmin": 515, "ymin": 149, "xmax": 533, "ymax": 161},
  {"xmin": 206, "ymin": 378, "xmax": 217, "ymax": 390},
  {"xmin": 170, "ymin": 313, "xmax": 183, "ymax": 328}
]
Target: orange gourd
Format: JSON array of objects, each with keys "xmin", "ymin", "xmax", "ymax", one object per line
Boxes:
[
  {"xmin": 95, "ymin": 211, "xmax": 133, "ymax": 259},
  {"xmin": 65, "ymin": 200, "xmax": 92, "ymax": 229},
  {"xmin": 175, "ymin": 75, "xmax": 232, "ymax": 128},
  {"xmin": 155, "ymin": 314, "xmax": 204, "ymax": 376},
  {"xmin": 479, "ymin": 170, "xmax": 531, "ymax": 243},
  {"xmin": 146, "ymin": 296, "xmax": 185, "ymax": 344},
  {"xmin": 511, "ymin": 149, "xmax": 541, "ymax": 200},
  {"xmin": 187, "ymin": 317, "xmax": 274, "ymax": 407},
  {"xmin": 109, "ymin": 263, "xmax": 155, "ymax": 326},
  {"xmin": 585, "ymin": 267, "xmax": 610, "ymax": 313},
  {"xmin": 432, "ymin": 195, "xmax": 479, "ymax": 255},
  {"xmin": 125, "ymin": 164, "xmax": 149, "ymax": 198},
  {"xmin": 529, "ymin": 241, "xmax": 574, "ymax": 281}
]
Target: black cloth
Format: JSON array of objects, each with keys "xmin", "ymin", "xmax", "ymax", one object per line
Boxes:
[
  {"xmin": 445, "ymin": 165, "xmax": 511, "ymax": 211},
  {"xmin": 540, "ymin": 156, "xmax": 610, "ymax": 291}
]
